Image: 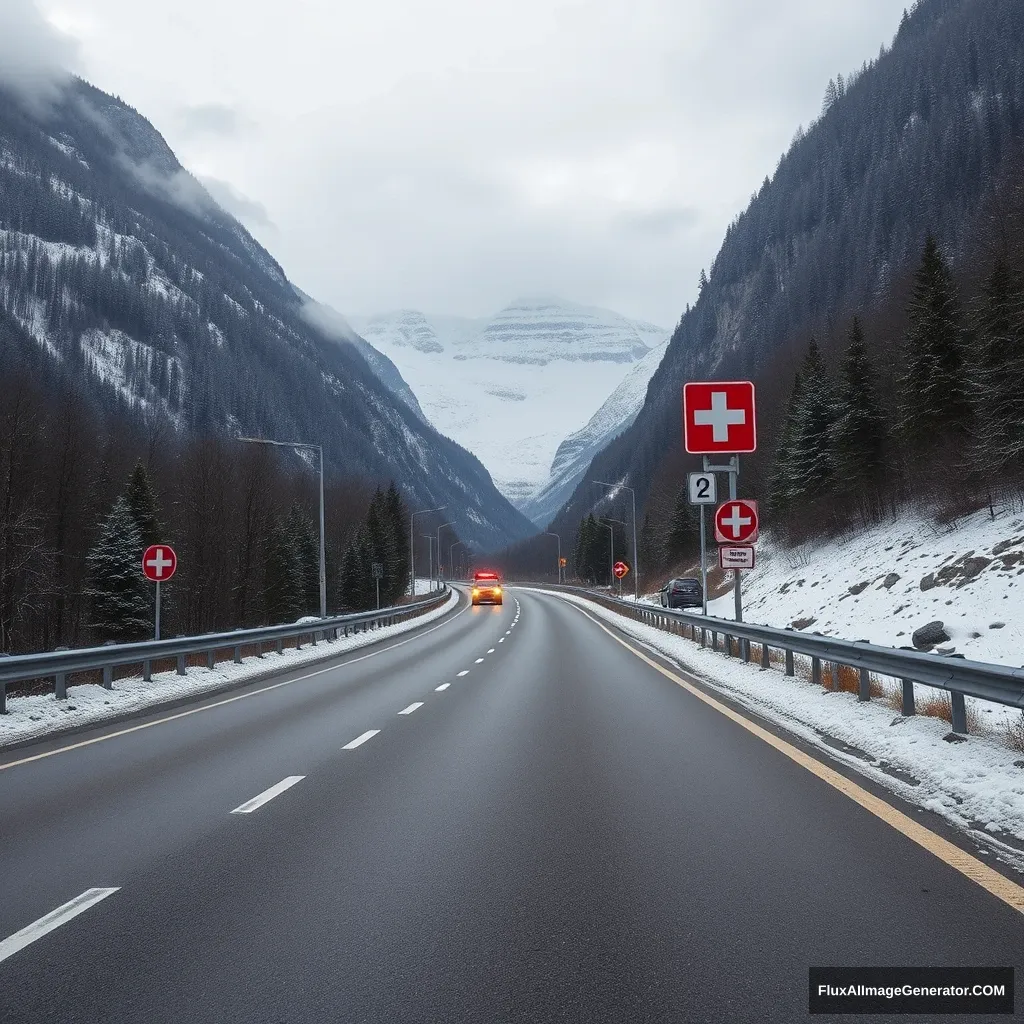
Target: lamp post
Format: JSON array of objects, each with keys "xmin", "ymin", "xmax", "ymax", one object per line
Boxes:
[
  {"xmin": 410, "ymin": 505, "xmax": 446, "ymax": 596},
  {"xmin": 436, "ymin": 522, "xmax": 454, "ymax": 587},
  {"xmin": 600, "ymin": 516, "xmax": 626, "ymax": 595},
  {"xmin": 420, "ymin": 535, "xmax": 435, "ymax": 589},
  {"xmin": 238, "ymin": 437, "xmax": 325, "ymax": 618},
  {"xmin": 450, "ymin": 540, "xmax": 465, "ymax": 580},
  {"xmin": 593, "ymin": 480, "xmax": 638, "ymax": 601},
  {"xmin": 543, "ymin": 532, "xmax": 561, "ymax": 584}
]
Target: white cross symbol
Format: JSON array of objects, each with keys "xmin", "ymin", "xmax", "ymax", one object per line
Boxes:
[
  {"xmin": 694, "ymin": 391, "xmax": 746, "ymax": 443},
  {"xmin": 146, "ymin": 548, "xmax": 173, "ymax": 578},
  {"xmin": 720, "ymin": 505, "xmax": 752, "ymax": 539}
]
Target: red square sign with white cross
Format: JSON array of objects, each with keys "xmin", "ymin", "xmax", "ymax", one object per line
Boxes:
[{"xmin": 683, "ymin": 381, "xmax": 757, "ymax": 454}]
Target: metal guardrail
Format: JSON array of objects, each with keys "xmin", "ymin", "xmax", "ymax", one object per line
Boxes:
[
  {"xmin": 0, "ymin": 587, "xmax": 452, "ymax": 714},
  {"xmin": 525, "ymin": 584, "xmax": 1024, "ymax": 735}
]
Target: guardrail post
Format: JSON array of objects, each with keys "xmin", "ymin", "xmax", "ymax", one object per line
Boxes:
[
  {"xmin": 741, "ymin": 640, "xmax": 750, "ymax": 664},
  {"xmin": 296, "ymin": 635, "xmax": 303, "ymax": 650},
  {"xmin": 858, "ymin": 667, "xmax": 870, "ymax": 702},
  {"xmin": 811, "ymin": 657, "xmax": 821, "ymax": 687},
  {"xmin": 711, "ymin": 630, "xmax": 717, "ymax": 651},
  {"xmin": 143, "ymin": 660, "xmax": 152, "ymax": 682},
  {"xmin": 700, "ymin": 628, "xmax": 706, "ymax": 648},
  {"xmin": 276, "ymin": 638, "xmax": 284, "ymax": 655},
  {"xmin": 311, "ymin": 631, "xmax": 318, "ymax": 647},
  {"xmin": 102, "ymin": 665, "xmax": 113, "ymax": 689},
  {"xmin": 950, "ymin": 692, "xmax": 968, "ymax": 735},
  {"xmin": 785, "ymin": 649, "xmax": 794, "ymax": 676},
  {"xmin": 53, "ymin": 646, "xmax": 69, "ymax": 698},
  {"xmin": 0, "ymin": 682, "xmax": 6, "ymax": 714},
  {"xmin": 233, "ymin": 645, "xmax": 242, "ymax": 665},
  {"xmin": 176, "ymin": 654, "xmax": 186, "ymax": 676},
  {"xmin": 207, "ymin": 650, "xmax": 215, "ymax": 670},
  {"xmin": 761, "ymin": 643, "xmax": 770, "ymax": 670},
  {"xmin": 901, "ymin": 679, "xmax": 915, "ymax": 716}
]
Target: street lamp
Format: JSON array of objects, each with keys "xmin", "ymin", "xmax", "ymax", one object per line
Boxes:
[
  {"xmin": 450, "ymin": 540, "xmax": 465, "ymax": 580},
  {"xmin": 593, "ymin": 480, "xmax": 638, "ymax": 601},
  {"xmin": 238, "ymin": 437, "xmax": 326, "ymax": 618},
  {"xmin": 436, "ymin": 522, "xmax": 454, "ymax": 586},
  {"xmin": 410, "ymin": 505, "xmax": 446, "ymax": 596},
  {"xmin": 420, "ymin": 535, "xmax": 435, "ymax": 588},
  {"xmin": 543, "ymin": 532, "xmax": 561, "ymax": 584},
  {"xmin": 599, "ymin": 516, "xmax": 626, "ymax": 595}
]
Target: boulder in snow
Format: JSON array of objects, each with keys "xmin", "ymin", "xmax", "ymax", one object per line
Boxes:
[{"xmin": 912, "ymin": 621, "xmax": 950, "ymax": 651}]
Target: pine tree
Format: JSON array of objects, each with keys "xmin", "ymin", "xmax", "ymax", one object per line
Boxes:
[
  {"xmin": 383, "ymin": 482, "xmax": 410, "ymax": 604},
  {"xmin": 339, "ymin": 544, "xmax": 363, "ymax": 611},
  {"xmin": 666, "ymin": 487, "xmax": 698, "ymax": 562},
  {"xmin": 86, "ymin": 496, "xmax": 152, "ymax": 643},
  {"xmin": 286, "ymin": 503, "xmax": 320, "ymax": 617},
  {"xmin": 899, "ymin": 234, "xmax": 970, "ymax": 451},
  {"xmin": 832, "ymin": 317, "xmax": 886, "ymax": 503},
  {"xmin": 264, "ymin": 518, "xmax": 303, "ymax": 624},
  {"xmin": 970, "ymin": 258, "xmax": 1024, "ymax": 477},
  {"xmin": 787, "ymin": 340, "xmax": 838, "ymax": 504},
  {"xmin": 767, "ymin": 370, "xmax": 803, "ymax": 519},
  {"xmin": 123, "ymin": 460, "xmax": 162, "ymax": 549}
]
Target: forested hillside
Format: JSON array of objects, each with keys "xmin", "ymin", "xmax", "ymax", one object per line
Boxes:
[{"xmin": 539, "ymin": 0, "xmax": 1024, "ymax": 585}]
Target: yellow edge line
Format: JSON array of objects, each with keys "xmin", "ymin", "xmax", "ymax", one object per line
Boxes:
[
  {"xmin": 0, "ymin": 595, "xmax": 468, "ymax": 772},
  {"xmin": 562, "ymin": 598, "xmax": 1024, "ymax": 917}
]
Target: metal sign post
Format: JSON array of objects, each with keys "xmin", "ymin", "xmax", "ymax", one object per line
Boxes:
[
  {"xmin": 702, "ymin": 456, "xmax": 743, "ymax": 622},
  {"xmin": 155, "ymin": 581, "xmax": 161, "ymax": 641},
  {"xmin": 372, "ymin": 562, "xmax": 384, "ymax": 609},
  {"xmin": 699, "ymin": 506, "xmax": 708, "ymax": 616}
]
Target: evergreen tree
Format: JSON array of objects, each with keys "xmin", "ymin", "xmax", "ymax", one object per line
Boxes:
[
  {"xmin": 286, "ymin": 503, "xmax": 320, "ymax": 616},
  {"xmin": 787, "ymin": 340, "xmax": 838, "ymax": 504},
  {"xmin": 383, "ymin": 482, "xmax": 410, "ymax": 603},
  {"xmin": 123, "ymin": 460, "xmax": 162, "ymax": 549},
  {"xmin": 339, "ymin": 544, "xmax": 363, "ymax": 611},
  {"xmin": 767, "ymin": 370, "xmax": 803, "ymax": 518},
  {"xmin": 970, "ymin": 258, "xmax": 1024, "ymax": 477},
  {"xmin": 86, "ymin": 496, "xmax": 151, "ymax": 643},
  {"xmin": 666, "ymin": 487, "xmax": 698, "ymax": 562},
  {"xmin": 899, "ymin": 234, "xmax": 970, "ymax": 451},
  {"xmin": 831, "ymin": 317, "xmax": 886, "ymax": 502},
  {"xmin": 264, "ymin": 518, "xmax": 303, "ymax": 624}
]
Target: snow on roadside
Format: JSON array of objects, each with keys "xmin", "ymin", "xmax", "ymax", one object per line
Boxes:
[
  {"xmin": 527, "ymin": 588, "xmax": 1024, "ymax": 869},
  {"xmin": 0, "ymin": 590, "xmax": 459, "ymax": 750}
]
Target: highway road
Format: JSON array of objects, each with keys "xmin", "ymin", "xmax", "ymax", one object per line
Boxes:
[{"xmin": 1, "ymin": 587, "xmax": 1022, "ymax": 1022}]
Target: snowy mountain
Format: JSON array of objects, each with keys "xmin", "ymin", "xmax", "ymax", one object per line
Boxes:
[
  {"xmin": 521, "ymin": 340, "xmax": 669, "ymax": 527},
  {"xmin": 0, "ymin": 77, "xmax": 534, "ymax": 550},
  {"xmin": 348, "ymin": 301, "xmax": 670, "ymax": 510}
]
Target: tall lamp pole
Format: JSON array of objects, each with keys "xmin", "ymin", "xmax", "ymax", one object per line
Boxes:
[
  {"xmin": 593, "ymin": 480, "xmax": 639, "ymax": 601},
  {"xmin": 410, "ymin": 505, "xmax": 446, "ymax": 596},
  {"xmin": 600, "ymin": 516, "xmax": 626, "ymax": 595},
  {"xmin": 420, "ymin": 535, "xmax": 435, "ymax": 589},
  {"xmin": 436, "ymin": 522, "xmax": 454, "ymax": 587},
  {"xmin": 543, "ymin": 532, "xmax": 561, "ymax": 584},
  {"xmin": 238, "ymin": 437, "xmax": 326, "ymax": 618},
  {"xmin": 450, "ymin": 540, "xmax": 465, "ymax": 580}
]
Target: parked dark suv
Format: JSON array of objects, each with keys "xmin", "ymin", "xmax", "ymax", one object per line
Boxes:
[{"xmin": 659, "ymin": 577, "xmax": 703, "ymax": 609}]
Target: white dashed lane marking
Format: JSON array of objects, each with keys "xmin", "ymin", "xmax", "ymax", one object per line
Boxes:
[
  {"xmin": 342, "ymin": 730, "xmax": 380, "ymax": 750},
  {"xmin": 457, "ymin": 670, "xmax": 469, "ymax": 677},
  {"xmin": 231, "ymin": 776, "xmax": 305, "ymax": 814},
  {"xmin": 487, "ymin": 649, "xmax": 495, "ymax": 654},
  {"xmin": 399, "ymin": 703, "xmax": 423, "ymax": 715},
  {"xmin": 475, "ymin": 658, "xmax": 484, "ymax": 664},
  {"xmin": 435, "ymin": 683, "xmax": 450, "ymax": 691},
  {"xmin": 0, "ymin": 888, "xmax": 121, "ymax": 965}
]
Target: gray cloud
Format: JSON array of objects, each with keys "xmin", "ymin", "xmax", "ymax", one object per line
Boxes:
[
  {"xmin": 59, "ymin": 0, "xmax": 907, "ymax": 326},
  {"xmin": 178, "ymin": 103, "xmax": 253, "ymax": 139},
  {"xmin": 200, "ymin": 176, "xmax": 276, "ymax": 230},
  {"xmin": 0, "ymin": 0, "xmax": 78, "ymax": 117}
]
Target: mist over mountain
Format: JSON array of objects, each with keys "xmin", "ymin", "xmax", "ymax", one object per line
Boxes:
[{"xmin": 0, "ymin": 75, "xmax": 533, "ymax": 550}]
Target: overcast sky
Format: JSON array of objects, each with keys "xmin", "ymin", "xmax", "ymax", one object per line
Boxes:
[{"xmin": 24, "ymin": 0, "xmax": 906, "ymax": 326}]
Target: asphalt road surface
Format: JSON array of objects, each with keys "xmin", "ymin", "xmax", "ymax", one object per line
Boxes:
[{"xmin": 1, "ymin": 587, "xmax": 1022, "ymax": 1023}]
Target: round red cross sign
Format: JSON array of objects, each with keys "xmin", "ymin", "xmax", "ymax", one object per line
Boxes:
[
  {"xmin": 613, "ymin": 560, "xmax": 630, "ymax": 579},
  {"xmin": 714, "ymin": 500, "xmax": 759, "ymax": 545},
  {"xmin": 142, "ymin": 544, "xmax": 177, "ymax": 582}
]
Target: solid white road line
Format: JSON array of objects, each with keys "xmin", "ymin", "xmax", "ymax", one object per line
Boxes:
[
  {"xmin": 231, "ymin": 775, "xmax": 305, "ymax": 814},
  {"xmin": 457, "ymin": 670, "xmax": 469, "ymax": 677},
  {"xmin": 435, "ymin": 683, "xmax": 450, "ymax": 692},
  {"xmin": 0, "ymin": 888, "xmax": 120, "ymax": 965},
  {"xmin": 475, "ymin": 658, "xmax": 484, "ymax": 664},
  {"xmin": 399, "ymin": 703, "xmax": 424, "ymax": 715},
  {"xmin": 1, "ymin": 596, "xmax": 470, "ymax": 773},
  {"xmin": 342, "ymin": 729, "xmax": 380, "ymax": 750}
]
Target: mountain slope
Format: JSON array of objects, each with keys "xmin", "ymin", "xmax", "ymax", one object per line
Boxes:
[
  {"xmin": 0, "ymin": 77, "xmax": 533, "ymax": 550},
  {"xmin": 551, "ymin": 0, "xmax": 1024, "ymax": 539},
  {"xmin": 350, "ymin": 301, "xmax": 668, "ymax": 508},
  {"xmin": 521, "ymin": 340, "xmax": 669, "ymax": 527}
]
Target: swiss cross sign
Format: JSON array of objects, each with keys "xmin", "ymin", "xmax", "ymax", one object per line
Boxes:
[
  {"xmin": 683, "ymin": 381, "xmax": 757, "ymax": 454},
  {"xmin": 142, "ymin": 544, "xmax": 177, "ymax": 582},
  {"xmin": 714, "ymin": 500, "xmax": 759, "ymax": 545},
  {"xmin": 613, "ymin": 561, "xmax": 630, "ymax": 579}
]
